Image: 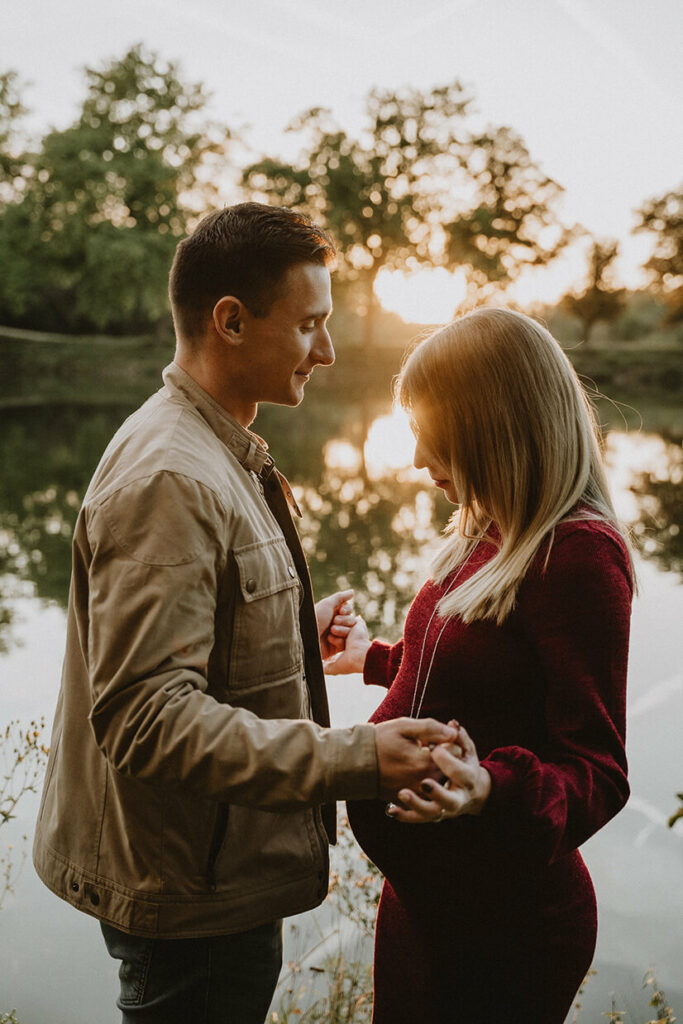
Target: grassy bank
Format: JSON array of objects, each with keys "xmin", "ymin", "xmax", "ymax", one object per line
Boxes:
[{"xmin": 1, "ymin": 323, "xmax": 681, "ymax": 434}]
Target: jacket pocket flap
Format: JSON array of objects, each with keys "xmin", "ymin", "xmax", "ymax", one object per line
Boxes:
[{"xmin": 233, "ymin": 539, "xmax": 299, "ymax": 603}]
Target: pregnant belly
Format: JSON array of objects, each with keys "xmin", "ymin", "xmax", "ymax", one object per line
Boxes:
[{"xmin": 347, "ymin": 797, "xmax": 596, "ymax": 937}]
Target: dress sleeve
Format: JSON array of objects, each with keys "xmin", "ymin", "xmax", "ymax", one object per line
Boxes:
[
  {"xmin": 363, "ymin": 639, "xmax": 405, "ymax": 688},
  {"xmin": 481, "ymin": 523, "xmax": 633, "ymax": 864}
]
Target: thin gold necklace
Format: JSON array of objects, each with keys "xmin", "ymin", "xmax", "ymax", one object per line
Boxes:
[{"xmin": 409, "ymin": 546, "xmax": 477, "ymax": 720}]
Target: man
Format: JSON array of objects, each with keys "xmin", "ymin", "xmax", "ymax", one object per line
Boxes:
[{"xmin": 33, "ymin": 203, "xmax": 455, "ymax": 1024}]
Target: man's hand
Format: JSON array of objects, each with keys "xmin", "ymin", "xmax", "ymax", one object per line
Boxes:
[
  {"xmin": 375, "ymin": 718, "xmax": 459, "ymax": 800},
  {"xmin": 322, "ymin": 616, "xmax": 372, "ymax": 675},
  {"xmin": 315, "ymin": 590, "xmax": 356, "ymax": 660}
]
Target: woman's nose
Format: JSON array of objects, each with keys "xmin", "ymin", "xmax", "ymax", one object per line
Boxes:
[{"xmin": 413, "ymin": 441, "xmax": 426, "ymax": 470}]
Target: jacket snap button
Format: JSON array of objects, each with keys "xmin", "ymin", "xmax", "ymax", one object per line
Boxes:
[
  {"xmin": 89, "ymin": 891, "xmax": 100, "ymax": 906},
  {"xmin": 71, "ymin": 882, "xmax": 80, "ymax": 893},
  {"xmin": 245, "ymin": 578, "xmax": 256, "ymax": 593},
  {"xmin": 287, "ymin": 566, "xmax": 295, "ymax": 578}
]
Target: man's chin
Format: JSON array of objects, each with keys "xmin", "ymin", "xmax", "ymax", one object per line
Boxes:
[{"xmin": 268, "ymin": 388, "xmax": 305, "ymax": 408}]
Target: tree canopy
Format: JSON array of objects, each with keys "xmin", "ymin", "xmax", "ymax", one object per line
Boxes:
[
  {"xmin": 243, "ymin": 81, "xmax": 571, "ymax": 340},
  {"xmin": 634, "ymin": 185, "xmax": 683, "ymax": 324},
  {"xmin": 560, "ymin": 238, "xmax": 626, "ymax": 344},
  {"xmin": 0, "ymin": 45, "xmax": 229, "ymax": 334},
  {"xmin": 0, "ymin": 70, "xmax": 28, "ymax": 197}
]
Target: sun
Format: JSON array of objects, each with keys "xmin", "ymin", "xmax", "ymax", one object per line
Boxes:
[
  {"xmin": 363, "ymin": 407, "xmax": 428, "ymax": 482},
  {"xmin": 374, "ymin": 267, "xmax": 468, "ymax": 324}
]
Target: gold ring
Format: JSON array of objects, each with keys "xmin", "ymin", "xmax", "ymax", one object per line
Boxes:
[{"xmin": 434, "ymin": 808, "xmax": 446, "ymax": 823}]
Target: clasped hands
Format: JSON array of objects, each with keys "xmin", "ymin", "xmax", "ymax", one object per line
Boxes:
[{"xmin": 315, "ymin": 591, "xmax": 491, "ymax": 823}]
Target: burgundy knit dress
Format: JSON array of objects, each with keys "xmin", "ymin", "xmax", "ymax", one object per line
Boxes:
[{"xmin": 347, "ymin": 519, "xmax": 633, "ymax": 1024}]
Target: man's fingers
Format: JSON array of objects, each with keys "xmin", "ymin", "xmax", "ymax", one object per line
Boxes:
[
  {"xmin": 431, "ymin": 744, "xmax": 467, "ymax": 776},
  {"xmin": 401, "ymin": 717, "xmax": 458, "ymax": 745}
]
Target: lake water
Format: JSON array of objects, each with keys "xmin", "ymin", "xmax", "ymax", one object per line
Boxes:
[{"xmin": 0, "ymin": 369, "xmax": 682, "ymax": 1022}]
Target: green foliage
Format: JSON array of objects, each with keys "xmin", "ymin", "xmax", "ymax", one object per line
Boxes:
[
  {"xmin": 634, "ymin": 185, "xmax": 683, "ymax": 324},
  {"xmin": 272, "ymin": 952, "xmax": 372, "ymax": 1024},
  {"xmin": 629, "ymin": 437, "xmax": 683, "ymax": 577},
  {"xmin": 0, "ymin": 45, "xmax": 229, "ymax": 334},
  {"xmin": 443, "ymin": 124, "xmax": 571, "ymax": 297},
  {"xmin": 603, "ymin": 998, "xmax": 627, "ymax": 1023},
  {"xmin": 642, "ymin": 970, "xmax": 677, "ymax": 1023},
  {"xmin": 560, "ymin": 238, "xmax": 626, "ymax": 344},
  {"xmin": 0, "ymin": 718, "xmax": 49, "ymax": 910},
  {"xmin": 270, "ymin": 817, "xmax": 379, "ymax": 1023},
  {"xmin": 243, "ymin": 81, "xmax": 570, "ymax": 338},
  {"xmin": 668, "ymin": 793, "xmax": 683, "ymax": 829},
  {"xmin": 0, "ymin": 71, "xmax": 28, "ymax": 195}
]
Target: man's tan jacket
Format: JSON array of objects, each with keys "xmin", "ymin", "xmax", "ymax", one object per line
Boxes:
[{"xmin": 33, "ymin": 363, "xmax": 378, "ymax": 938}]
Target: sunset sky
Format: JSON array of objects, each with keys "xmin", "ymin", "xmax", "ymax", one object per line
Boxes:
[{"xmin": 5, "ymin": 0, "xmax": 682, "ymax": 320}]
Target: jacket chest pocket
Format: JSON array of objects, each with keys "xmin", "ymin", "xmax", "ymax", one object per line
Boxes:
[{"xmin": 228, "ymin": 537, "xmax": 303, "ymax": 693}]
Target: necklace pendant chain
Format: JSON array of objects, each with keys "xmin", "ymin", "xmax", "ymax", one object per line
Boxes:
[{"xmin": 409, "ymin": 547, "xmax": 476, "ymax": 720}]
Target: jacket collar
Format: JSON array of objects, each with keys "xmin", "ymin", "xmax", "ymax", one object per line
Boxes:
[{"xmin": 162, "ymin": 362, "xmax": 273, "ymax": 476}]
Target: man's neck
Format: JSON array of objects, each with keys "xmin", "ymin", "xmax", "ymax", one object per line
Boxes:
[{"xmin": 173, "ymin": 348, "xmax": 257, "ymax": 427}]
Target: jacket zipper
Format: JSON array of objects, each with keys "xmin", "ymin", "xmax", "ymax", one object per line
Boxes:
[{"xmin": 206, "ymin": 803, "xmax": 230, "ymax": 892}]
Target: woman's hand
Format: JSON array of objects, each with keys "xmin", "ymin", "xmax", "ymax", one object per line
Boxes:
[
  {"xmin": 322, "ymin": 616, "xmax": 372, "ymax": 675},
  {"xmin": 386, "ymin": 721, "xmax": 491, "ymax": 823},
  {"xmin": 315, "ymin": 590, "xmax": 357, "ymax": 660}
]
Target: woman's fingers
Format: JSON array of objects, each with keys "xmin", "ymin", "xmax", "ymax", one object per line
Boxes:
[
  {"xmin": 454, "ymin": 723, "xmax": 478, "ymax": 759},
  {"xmin": 387, "ymin": 788, "xmax": 444, "ymax": 823},
  {"xmin": 330, "ymin": 613, "xmax": 357, "ymax": 634},
  {"xmin": 430, "ymin": 744, "xmax": 469, "ymax": 778}
]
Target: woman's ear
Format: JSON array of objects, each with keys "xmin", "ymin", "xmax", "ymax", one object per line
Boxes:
[{"xmin": 213, "ymin": 296, "xmax": 245, "ymax": 345}]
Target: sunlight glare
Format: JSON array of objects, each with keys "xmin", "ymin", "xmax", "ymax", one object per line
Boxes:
[
  {"xmin": 375, "ymin": 267, "xmax": 467, "ymax": 324},
  {"xmin": 605, "ymin": 432, "xmax": 672, "ymax": 522},
  {"xmin": 324, "ymin": 439, "xmax": 363, "ymax": 473},
  {"xmin": 364, "ymin": 407, "xmax": 425, "ymax": 481}
]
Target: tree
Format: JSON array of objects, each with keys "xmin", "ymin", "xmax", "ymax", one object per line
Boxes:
[
  {"xmin": 634, "ymin": 185, "xmax": 683, "ymax": 324},
  {"xmin": 242, "ymin": 81, "xmax": 571, "ymax": 352},
  {"xmin": 0, "ymin": 45, "xmax": 230, "ymax": 334},
  {"xmin": 0, "ymin": 71, "xmax": 28, "ymax": 201},
  {"xmin": 560, "ymin": 239, "xmax": 626, "ymax": 344}
]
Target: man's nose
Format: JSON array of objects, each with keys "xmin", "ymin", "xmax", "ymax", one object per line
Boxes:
[{"xmin": 312, "ymin": 326, "xmax": 335, "ymax": 366}]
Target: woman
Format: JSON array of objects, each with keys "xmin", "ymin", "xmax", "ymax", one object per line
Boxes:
[{"xmin": 325, "ymin": 308, "xmax": 633, "ymax": 1023}]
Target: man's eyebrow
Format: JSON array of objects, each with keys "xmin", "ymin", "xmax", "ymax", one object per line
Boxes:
[{"xmin": 301, "ymin": 306, "xmax": 333, "ymax": 321}]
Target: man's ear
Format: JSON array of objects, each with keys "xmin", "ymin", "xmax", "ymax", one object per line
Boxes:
[{"xmin": 213, "ymin": 296, "xmax": 245, "ymax": 345}]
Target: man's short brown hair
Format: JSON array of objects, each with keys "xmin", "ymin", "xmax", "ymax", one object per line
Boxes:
[{"xmin": 169, "ymin": 202, "xmax": 336, "ymax": 342}]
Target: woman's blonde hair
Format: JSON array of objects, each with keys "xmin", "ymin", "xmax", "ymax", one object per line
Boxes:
[{"xmin": 396, "ymin": 307, "xmax": 632, "ymax": 624}]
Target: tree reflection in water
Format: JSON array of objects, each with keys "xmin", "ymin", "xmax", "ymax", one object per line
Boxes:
[
  {"xmin": 1, "ymin": 399, "xmax": 682, "ymax": 653},
  {"xmin": 0, "ymin": 406, "xmax": 128, "ymax": 650},
  {"xmin": 298, "ymin": 472, "xmax": 442, "ymax": 640},
  {"xmin": 629, "ymin": 434, "xmax": 683, "ymax": 576}
]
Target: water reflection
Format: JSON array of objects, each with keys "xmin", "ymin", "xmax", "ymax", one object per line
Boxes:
[
  {"xmin": 297, "ymin": 475, "xmax": 443, "ymax": 638},
  {"xmin": 628, "ymin": 436, "xmax": 683, "ymax": 576},
  {"xmin": 0, "ymin": 406, "xmax": 130, "ymax": 649},
  {"xmin": 0, "ymin": 398, "xmax": 682, "ymax": 651}
]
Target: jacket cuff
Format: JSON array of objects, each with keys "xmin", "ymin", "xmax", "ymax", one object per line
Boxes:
[{"xmin": 326, "ymin": 723, "xmax": 379, "ymax": 800}]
